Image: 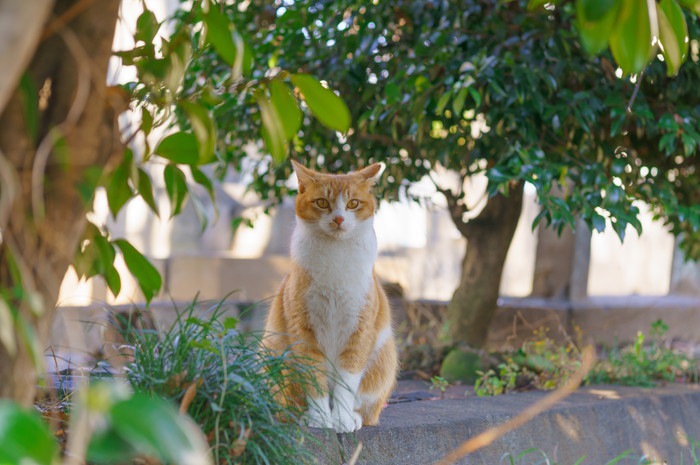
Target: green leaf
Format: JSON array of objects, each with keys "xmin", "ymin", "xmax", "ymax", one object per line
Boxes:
[
  {"xmin": 135, "ymin": 9, "xmax": 159, "ymax": 45},
  {"xmin": 154, "ymin": 132, "xmax": 199, "ymax": 165},
  {"xmin": 0, "ymin": 401, "xmax": 57, "ymax": 465},
  {"xmin": 385, "ymin": 82, "xmax": 401, "ymax": 104},
  {"xmin": 107, "ymin": 149, "xmax": 135, "ymax": 218},
  {"xmin": 104, "ymin": 264, "xmax": 123, "ymax": 297},
  {"xmin": 269, "ymin": 80, "xmax": 302, "ymax": 140},
  {"xmin": 88, "ymin": 428, "xmax": 139, "ymax": 463},
  {"xmin": 677, "ymin": 0, "xmax": 700, "ymax": 15},
  {"xmin": 191, "ymin": 166, "xmax": 215, "ymax": 201},
  {"xmin": 180, "ymin": 101, "xmax": 217, "ymax": 164},
  {"xmin": 231, "ymin": 30, "xmax": 254, "ymax": 79},
  {"xmin": 18, "ymin": 74, "xmax": 38, "ymax": 143},
  {"xmin": 141, "ymin": 106, "xmax": 154, "ymax": 136},
  {"xmin": 113, "ymin": 239, "xmax": 162, "ymax": 302},
  {"xmin": 223, "ymin": 316, "xmax": 238, "ymax": 330},
  {"xmin": 257, "ymin": 91, "xmax": 287, "ymax": 163},
  {"xmin": 659, "ymin": 132, "xmax": 677, "ymax": 155},
  {"xmin": 77, "ymin": 166, "xmax": 104, "ymax": 206},
  {"xmin": 435, "ymin": 90, "xmax": 452, "ymax": 115},
  {"xmin": 290, "ymin": 74, "xmax": 351, "ymax": 132},
  {"xmin": 576, "ymin": 0, "xmax": 620, "ymax": 55},
  {"xmin": 468, "ymin": 87, "xmax": 482, "ymax": 108},
  {"xmin": 612, "ymin": 218, "xmax": 627, "ymax": 242},
  {"xmin": 657, "ymin": 0, "xmax": 688, "ymax": 76},
  {"xmin": 578, "ymin": 0, "xmax": 618, "ymax": 22},
  {"xmin": 609, "ymin": 1, "xmax": 654, "ymax": 75},
  {"xmin": 551, "ymin": 197, "xmax": 576, "ymax": 227},
  {"xmin": 136, "ymin": 168, "xmax": 159, "ymax": 217},
  {"xmin": 88, "ymin": 225, "xmax": 122, "ymax": 296},
  {"xmin": 204, "ymin": 8, "xmax": 236, "ymax": 66},
  {"xmin": 591, "ymin": 212, "xmax": 607, "ymax": 232},
  {"xmin": 189, "ymin": 191, "xmax": 210, "ymax": 232},
  {"xmin": 681, "ymin": 132, "xmax": 696, "ymax": 156},
  {"xmin": 88, "ymin": 394, "xmax": 210, "ymax": 465},
  {"xmin": 452, "ymin": 87, "xmax": 469, "ymax": 116},
  {"xmin": 164, "ymin": 164, "xmax": 189, "ymax": 217}
]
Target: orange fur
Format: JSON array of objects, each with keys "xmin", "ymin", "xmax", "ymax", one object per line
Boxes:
[{"xmin": 263, "ymin": 161, "xmax": 398, "ymax": 431}]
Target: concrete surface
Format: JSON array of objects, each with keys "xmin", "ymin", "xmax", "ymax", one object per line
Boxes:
[{"xmin": 310, "ymin": 383, "xmax": 700, "ymax": 465}]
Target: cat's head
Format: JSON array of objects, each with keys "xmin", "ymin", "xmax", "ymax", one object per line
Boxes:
[{"xmin": 291, "ymin": 160, "xmax": 382, "ymax": 239}]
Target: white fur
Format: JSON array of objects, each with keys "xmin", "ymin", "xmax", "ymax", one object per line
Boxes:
[
  {"xmin": 332, "ymin": 370, "xmax": 363, "ymax": 433},
  {"xmin": 305, "ymin": 394, "xmax": 332, "ymax": 429},
  {"xmin": 371, "ymin": 326, "xmax": 392, "ymax": 360},
  {"xmin": 291, "ymin": 200, "xmax": 378, "ymax": 433},
  {"xmin": 291, "ymin": 212, "xmax": 377, "ymax": 362}
]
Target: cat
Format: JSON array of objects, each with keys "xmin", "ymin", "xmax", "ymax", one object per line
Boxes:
[{"xmin": 263, "ymin": 160, "xmax": 398, "ymax": 433}]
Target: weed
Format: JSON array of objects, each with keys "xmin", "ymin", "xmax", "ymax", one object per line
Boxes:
[
  {"xmin": 122, "ymin": 300, "xmax": 324, "ymax": 465},
  {"xmin": 474, "ymin": 329, "xmax": 581, "ymax": 396},
  {"xmin": 429, "ymin": 376, "xmax": 450, "ymax": 399},
  {"xmin": 474, "ymin": 361, "xmax": 520, "ymax": 397},
  {"xmin": 474, "ymin": 321, "xmax": 698, "ymax": 396},
  {"xmin": 588, "ymin": 319, "xmax": 698, "ymax": 387}
]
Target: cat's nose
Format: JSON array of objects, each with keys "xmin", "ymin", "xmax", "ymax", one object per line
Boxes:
[{"xmin": 332, "ymin": 216, "xmax": 344, "ymax": 225}]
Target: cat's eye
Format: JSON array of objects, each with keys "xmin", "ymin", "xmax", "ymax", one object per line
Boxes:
[
  {"xmin": 346, "ymin": 199, "xmax": 360, "ymax": 210},
  {"xmin": 314, "ymin": 198, "xmax": 330, "ymax": 209}
]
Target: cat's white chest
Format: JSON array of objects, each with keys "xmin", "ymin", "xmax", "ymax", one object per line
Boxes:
[{"xmin": 292, "ymin": 221, "xmax": 376, "ymax": 363}]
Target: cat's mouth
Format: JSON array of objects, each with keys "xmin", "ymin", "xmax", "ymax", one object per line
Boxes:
[{"xmin": 326, "ymin": 223, "xmax": 348, "ymax": 237}]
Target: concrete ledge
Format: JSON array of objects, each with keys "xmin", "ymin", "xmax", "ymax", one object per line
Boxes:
[{"xmin": 313, "ymin": 384, "xmax": 700, "ymax": 465}]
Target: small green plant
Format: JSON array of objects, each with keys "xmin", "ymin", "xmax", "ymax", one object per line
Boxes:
[
  {"xmin": 122, "ymin": 301, "xmax": 324, "ymax": 465},
  {"xmin": 429, "ymin": 375, "xmax": 450, "ymax": 399},
  {"xmin": 474, "ymin": 329, "xmax": 582, "ymax": 396},
  {"xmin": 474, "ymin": 321, "xmax": 698, "ymax": 396},
  {"xmin": 588, "ymin": 319, "xmax": 698, "ymax": 387},
  {"xmin": 474, "ymin": 361, "xmax": 520, "ymax": 397}
]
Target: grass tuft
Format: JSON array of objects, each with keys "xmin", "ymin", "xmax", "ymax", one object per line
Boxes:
[{"xmin": 121, "ymin": 300, "xmax": 325, "ymax": 465}]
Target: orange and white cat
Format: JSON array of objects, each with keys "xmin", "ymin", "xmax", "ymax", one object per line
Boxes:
[{"xmin": 263, "ymin": 160, "xmax": 398, "ymax": 433}]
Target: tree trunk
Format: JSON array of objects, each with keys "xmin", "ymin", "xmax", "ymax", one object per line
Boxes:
[
  {"xmin": 0, "ymin": 0, "xmax": 121, "ymax": 404},
  {"xmin": 447, "ymin": 184, "xmax": 524, "ymax": 348}
]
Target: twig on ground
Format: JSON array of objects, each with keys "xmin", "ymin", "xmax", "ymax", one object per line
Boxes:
[{"xmin": 347, "ymin": 443, "xmax": 363, "ymax": 465}]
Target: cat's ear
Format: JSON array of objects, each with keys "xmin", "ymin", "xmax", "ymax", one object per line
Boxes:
[
  {"xmin": 291, "ymin": 160, "xmax": 318, "ymax": 193},
  {"xmin": 355, "ymin": 163, "xmax": 384, "ymax": 185}
]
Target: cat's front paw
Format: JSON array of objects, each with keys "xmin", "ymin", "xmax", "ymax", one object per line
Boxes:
[
  {"xmin": 332, "ymin": 408, "xmax": 363, "ymax": 433},
  {"xmin": 305, "ymin": 406, "xmax": 333, "ymax": 429}
]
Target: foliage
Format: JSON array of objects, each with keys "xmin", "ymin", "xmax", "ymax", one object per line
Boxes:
[
  {"xmin": 529, "ymin": 0, "xmax": 700, "ymax": 76},
  {"xmin": 0, "ymin": 400, "xmax": 58, "ymax": 465},
  {"xmin": 122, "ymin": 301, "xmax": 324, "ymax": 465},
  {"xmin": 0, "ymin": 383, "xmax": 210, "ymax": 465},
  {"xmin": 473, "ymin": 321, "xmax": 698, "ymax": 396},
  {"xmin": 588, "ymin": 319, "xmax": 699, "ymax": 386},
  {"xmin": 70, "ymin": 0, "xmax": 352, "ymax": 303},
  {"xmin": 475, "ymin": 329, "xmax": 582, "ymax": 396},
  {"xmin": 429, "ymin": 375, "xmax": 450, "ymax": 399},
  {"xmin": 181, "ymin": 0, "xmax": 700, "ymax": 260},
  {"xmin": 475, "ymin": 361, "xmax": 521, "ymax": 397}
]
